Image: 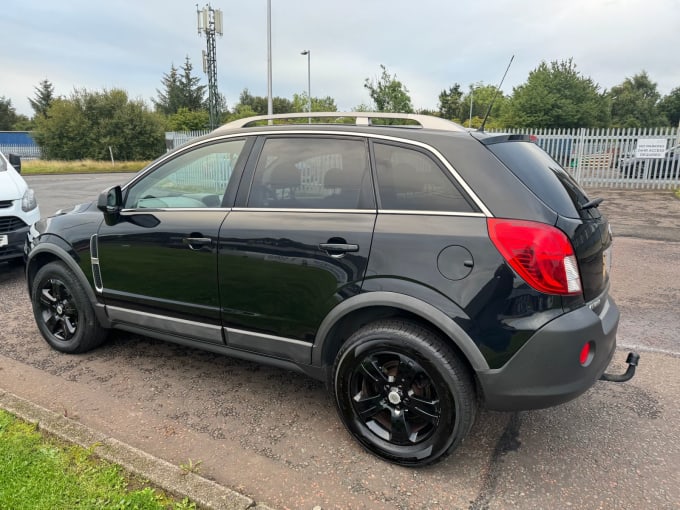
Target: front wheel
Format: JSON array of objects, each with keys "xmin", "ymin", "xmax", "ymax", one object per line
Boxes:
[
  {"xmin": 332, "ymin": 320, "xmax": 477, "ymax": 466},
  {"xmin": 31, "ymin": 261, "xmax": 108, "ymax": 353}
]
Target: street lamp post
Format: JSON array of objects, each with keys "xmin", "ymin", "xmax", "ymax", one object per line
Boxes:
[
  {"xmin": 301, "ymin": 50, "xmax": 311, "ymax": 122},
  {"xmin": 267, "ymin": 0, "xmax": 273, "ymax": 119}
]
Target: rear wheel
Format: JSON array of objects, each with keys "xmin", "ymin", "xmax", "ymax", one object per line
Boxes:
[
  {"xmin": 332, "ymin": 320, "xmax": 477, "ymax": 466},
  {"xmin": 31, "ymin": 261, "xmax": 108, "ymax": 353}
]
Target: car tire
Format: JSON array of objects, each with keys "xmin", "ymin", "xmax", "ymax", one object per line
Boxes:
[
  {"xmin": 332, "ymin": 320, "xmax": 477, "ymax": 466},
  {"xmin": 31, "ymin": 261, "xmax": 108, "ymax": 353}
]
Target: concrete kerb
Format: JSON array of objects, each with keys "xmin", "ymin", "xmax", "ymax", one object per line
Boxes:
[{"xmin": 0, "ymin": 390, "xmax": 275, "ymax": 510}]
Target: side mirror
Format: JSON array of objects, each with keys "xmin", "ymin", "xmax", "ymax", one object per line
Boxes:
[
  {"xmin": 8, "ymin": 154, "xmax": 21, "ymax": 174},
  {"xmin": 97, "ymin": 185, "xmax": 123, "ymax": 225}
]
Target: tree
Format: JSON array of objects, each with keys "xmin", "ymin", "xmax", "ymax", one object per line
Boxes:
[
  {"xmin": 364, "ymin": 65, "xmax": 413, "ymax": 113},
  {"xmin": 461, "ymin": 83, "xmax": 508, "ymax": 128},
  {"xmin": 659, "ymin": 87, "xmax": 680, "ymax": 127},
  {"xmin": 609, "ymin": 72, "xmax": 667, "ymax": 127},
  {"xmin": 153, "ymin": 64, "xmax": 183, "ymax": 115},
  {"xmin": 438, "ymin": 84, "xmax": 464, "ymax": 120},
  {"xmin": 234, "ymin": 88, "xmax": 292, "ymax": 115},
  {"xmin": 179, "ymin": 56, "xmax": 207, "ymax": 112},
  {"xmin": 154, "ymin": 57, "xmax": 206, "ymax": 115},
  {"xmin": 502, "ymin": 59, "xmax": 609, "ymax": 128},
  {"xmin": 34, "ymin": 88, "xmax": 165, "ymax": 160},
  {"xmin": 0, "ymin": 96, "xmax": 20, "ymax": 130},
  {"xmin": 29, "ymin": 79, "xmax": 55, "ymax": 118},
  {"xmin": 167, "ymin": 107, "xmax": 209, "ymax": 131},
  {"xmin": 291, "ymin": 92, "xmax": 337, "ymax": 113}
]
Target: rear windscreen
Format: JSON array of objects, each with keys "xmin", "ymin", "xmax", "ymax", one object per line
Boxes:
[{"xmin": 487, "ymin": 141, "xmax": 593, "ymax": 219}]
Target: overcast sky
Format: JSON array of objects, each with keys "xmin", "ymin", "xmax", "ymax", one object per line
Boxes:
[{"xmin": 2, "ymin": 0, "xmax": 679, "ymax": 118}]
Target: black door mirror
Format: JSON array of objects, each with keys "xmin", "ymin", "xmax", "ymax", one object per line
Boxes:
[
  {"xmin": 8, "ymin": 154, "xmax": 21, "ymax": 174},
  {"xmin": 97, "ymin": 185, "xmax": 123, "ymax": 225}
]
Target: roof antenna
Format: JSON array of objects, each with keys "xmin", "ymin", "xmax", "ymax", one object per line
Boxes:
[{"xmin": 478, "ymin": 55, "xmax": 514, "ymax": 132}]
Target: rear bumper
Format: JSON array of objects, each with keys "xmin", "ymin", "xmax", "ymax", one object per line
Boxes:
[{"xmin": 478, "ymin": 295, "xmax": 619, "ymax": 411}]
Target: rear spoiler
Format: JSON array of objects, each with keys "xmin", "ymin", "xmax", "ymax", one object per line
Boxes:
[{"xmin": 472, "ymin": 133, "xmax": 537, "ymax": 145}]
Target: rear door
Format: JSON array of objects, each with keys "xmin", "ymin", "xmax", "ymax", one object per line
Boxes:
[{"xmin": 217, "ymin": 135, "xmax": 376, "ymax": 363}]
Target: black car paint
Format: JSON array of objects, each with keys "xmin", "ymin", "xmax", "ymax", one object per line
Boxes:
[{"xmin": 26, "ymin": 125, "xmax": 618, "ymax": 412}]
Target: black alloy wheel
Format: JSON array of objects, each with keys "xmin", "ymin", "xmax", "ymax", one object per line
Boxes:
[
  {"xmin": 38, "ymin": 277, "xmax": 79, "ymax": 342},
  {"xmin": 333, "ymin": 320, "xmax": 476, "ymax": 466},
  {"xmin": 31, "ymin": 261, "xmax": 108, "ymax": 353}
]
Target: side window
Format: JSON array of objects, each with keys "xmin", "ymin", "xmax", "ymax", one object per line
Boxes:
[
  {"xmin": 125, "ymin": 139, "xmax": 246, "ymax": 209},
  {"xmin": 248, "ymin": 137, "xmax": 372, "ymax": 209},
  {"xmin": 373, "ymin": 142, "xmax": 475, "ymax": 213}
]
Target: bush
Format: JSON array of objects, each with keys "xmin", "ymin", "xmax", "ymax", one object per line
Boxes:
[{"xmin": 33, "ymin": 88, "xmax": 166, "ymax": 161}]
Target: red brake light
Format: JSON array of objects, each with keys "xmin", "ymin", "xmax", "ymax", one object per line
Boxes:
[{"xmin": 487, "ymin": 218, "xmax": 582, "ymax": 296}]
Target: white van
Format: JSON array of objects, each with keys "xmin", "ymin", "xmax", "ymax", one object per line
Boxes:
[{"xmin": 0, "ymin": 152, "xmax": 40, "ymax": 262}]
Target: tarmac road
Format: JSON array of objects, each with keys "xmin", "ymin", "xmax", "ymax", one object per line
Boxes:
[{"xmin": 0, "ymin": 176, "xmax": 678, "ymax": 509}]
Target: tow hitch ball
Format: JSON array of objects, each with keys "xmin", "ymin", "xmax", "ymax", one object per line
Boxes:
[{"xmin": 600, "ymin": 352, "xmax": 640, "ymax": 383}]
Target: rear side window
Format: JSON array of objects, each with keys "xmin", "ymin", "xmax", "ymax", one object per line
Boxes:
[
  {"xmin": 373, "ymin": 142, "xmax": 475, "ymax": 212},
  {"xmin": 486, "ymin": 141, "xmax": 590, "ymax": 219},
  {"xmin": 248, "ymin": 137, "xmax": 372, "ymax": 209}
]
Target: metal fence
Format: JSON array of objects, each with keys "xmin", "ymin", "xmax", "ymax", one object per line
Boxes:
[
  {"xmin": 167, "ymin": 127, "xmax": 680, "ymax": 190},
  {"xmin": 0, "ymin": 144, "xmax": 42, "ymax": 160}
]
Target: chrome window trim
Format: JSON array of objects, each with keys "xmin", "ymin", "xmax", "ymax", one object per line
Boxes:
[
  {"xmin": 130, "ymin": 129, "xmax": 493, "ymax": 217},
  {"xmin": 120, "ymin": 207, "xmax": 231, "ymax": 213},
  {"xmin": 230, "ymin": 207, "xmax": 485, "ymax": 218},
  {"xmin": 231, "ymin": 207, "xmax": 374, "ymax": 214},
  {"xmin": 378, "ymin": 210, "xmax": 487, "ymax": 218}
]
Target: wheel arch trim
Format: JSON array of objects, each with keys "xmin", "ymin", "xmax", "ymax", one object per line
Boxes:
[
  {"xmin": 27, "ymin": 243, "xmax": 111, "ymax": 328},
  {"xmin": 312, "ymin": 291, "xmax": 489, "ymax": 371}
]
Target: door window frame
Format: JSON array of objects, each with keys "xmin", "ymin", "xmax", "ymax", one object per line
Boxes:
[
  {"xmin": 235, "ymin": 134, "xmax": 376, "ymax": 211},
  {"xmin": 121, "ymin": 136, "xmax": 255, "ymax": 211}
]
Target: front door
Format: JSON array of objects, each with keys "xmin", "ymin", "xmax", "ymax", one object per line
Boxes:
[{"xmin": 96, "ymin": 138, "xmax": 248, "ymax": 344}]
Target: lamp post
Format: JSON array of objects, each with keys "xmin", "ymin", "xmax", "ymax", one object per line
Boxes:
[
  {"xmin": 267, "ymin": 0, "xmax": 273, "ymax": 118},
  {"xmin": 300, "ymin": 50, "xmax": 311, "ymax": 122}
]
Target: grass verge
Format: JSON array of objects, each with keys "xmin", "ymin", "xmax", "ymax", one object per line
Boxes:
[
  {"xmin": 0, "ymin": 409, "xmax": 195, "ymax": 509},
  {"xmin": 22, "ymin": 159, "xmax": 149, "ymax": 175}
]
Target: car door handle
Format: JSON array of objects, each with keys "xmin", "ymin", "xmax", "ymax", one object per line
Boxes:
[
  {"xmin": 182, "ymin": 237, "xmax": 212, "ymax": 250},
  {"xmin": 319, "ymin": 243, "xmax": 359, "ymax": 258}
]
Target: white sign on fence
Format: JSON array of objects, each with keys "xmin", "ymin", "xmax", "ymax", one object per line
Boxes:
[{"xmin": 635, "ymin": 138, "xmax": 667, "ymax": 159}]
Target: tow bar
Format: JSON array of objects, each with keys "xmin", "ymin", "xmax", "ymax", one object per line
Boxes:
[{"xmin": 600, "ymin": 352, "xmax": 640, "ymax": 383}]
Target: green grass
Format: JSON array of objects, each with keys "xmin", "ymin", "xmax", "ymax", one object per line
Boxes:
[
  {"xmin": 22, "ymin": 159, "xmax": 149, "ymax": 175},
  {"xmin": 0, "ymin": 410, "xmax": 195, "ymax": 510}
]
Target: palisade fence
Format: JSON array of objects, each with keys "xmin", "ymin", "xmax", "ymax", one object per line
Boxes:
[
  {"xmin": 166, "ymin": 126, "xmax": 680, "ymax": 190},
  {"xmin": 0, "ymin": 144, "xmax": 42, "ymax": 160}
]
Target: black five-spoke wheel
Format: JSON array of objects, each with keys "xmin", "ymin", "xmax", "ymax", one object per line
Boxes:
[
  {"xmin": 350, "ymin": 352, "xmax": 441, "ymax": 446},
  {"xmin": 31, "ymin": 261, "xmax": 108, "ymax": 353},
  {"xmin": 333, "ymin": 320, "xmax": 477, "ymax": 466},
  {"xmin": 38, "ymin": 277, "xmax": 79, "ymax": 342}
]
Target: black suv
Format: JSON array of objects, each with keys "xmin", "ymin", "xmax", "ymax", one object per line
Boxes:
[{"xmin": 26, "ymin": 113, "xmax": 636, "ymax": 466}]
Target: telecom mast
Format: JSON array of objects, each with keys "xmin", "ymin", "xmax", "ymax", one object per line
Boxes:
[{"xmin": 197, "ymin": 4, "xmax": 223, "ymax": 129}]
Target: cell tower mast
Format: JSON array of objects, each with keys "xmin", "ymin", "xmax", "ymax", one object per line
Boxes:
[{"xmin": 197, "ymin": 4, "xmax": 223, "ymax": 129}]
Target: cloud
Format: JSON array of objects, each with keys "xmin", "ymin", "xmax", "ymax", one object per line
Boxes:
[{"xmin": 2, "ymin": 0, "xmax": 679, "ymax": 117}]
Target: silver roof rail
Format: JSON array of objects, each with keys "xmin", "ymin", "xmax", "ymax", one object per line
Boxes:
[{"xmin": 214, "ymin": 112, "xmax": 466, "ymax": 133}]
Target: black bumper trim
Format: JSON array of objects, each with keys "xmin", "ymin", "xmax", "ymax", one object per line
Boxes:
[{"xmin": 478, "ymin": 295, "xmax": 619, "ymax": 411}]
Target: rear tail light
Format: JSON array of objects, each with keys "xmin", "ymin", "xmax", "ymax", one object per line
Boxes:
[{"xmin": 487, "ymin": 218, "xmax": 583, "ymax": 296}]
